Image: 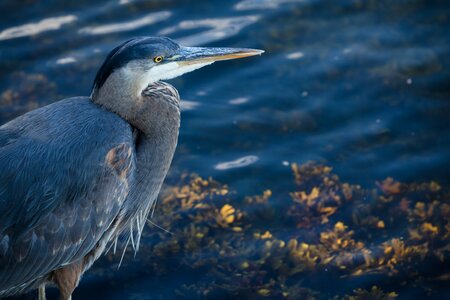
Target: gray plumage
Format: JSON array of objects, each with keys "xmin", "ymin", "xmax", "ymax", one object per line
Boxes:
[{"xmin": 0, "ymin": 36, "xmax": 263, "ymax": 299}]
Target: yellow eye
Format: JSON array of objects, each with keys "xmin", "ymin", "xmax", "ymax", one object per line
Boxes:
[{"xmin": 153, "ymin": 56, "xmax": 163, "ymax": 63}]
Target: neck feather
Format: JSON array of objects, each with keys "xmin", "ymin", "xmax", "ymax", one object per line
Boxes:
[
  {"xmin": 91, "ymin": 68, "xmax": 181, "ymax": 249},
  {"xmin": 91, "ymin": 68, "xmax": 180, "ymax": 135}
]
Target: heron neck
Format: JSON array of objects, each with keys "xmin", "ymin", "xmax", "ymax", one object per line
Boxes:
[
  {"xmin": 90, "ymin": 67, "xmax": 180, "ymax": 189},
  {"xmin": 91, "ymin": 69, "xmax": 180, "ymax": 136},
  {"xmin": 91, "ymin": 71, "xmax": 180, "ymax": 241},
  {"xmin": 90, "ymin": 70, "xmax": 181, "ymax": 176}
]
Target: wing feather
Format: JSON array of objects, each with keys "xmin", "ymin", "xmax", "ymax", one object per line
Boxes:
[{"xmin": 0, "ymin": 97, "xmax": 135, "ymax": 296}]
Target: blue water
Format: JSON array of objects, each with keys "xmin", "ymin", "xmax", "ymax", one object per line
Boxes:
[{"xmin": 1, "ymin": 0, "xmax": 449, "ymax": 299}]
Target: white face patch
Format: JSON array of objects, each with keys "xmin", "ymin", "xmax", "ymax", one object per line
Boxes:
[{"xmin": 138, "ymin": 61, "xmax": 214, "ymax": 92}]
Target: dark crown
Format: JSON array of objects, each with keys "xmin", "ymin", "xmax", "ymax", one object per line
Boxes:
[{"xmin": 92, "ymin": 36, "xmax": 180, "ymax": 91}]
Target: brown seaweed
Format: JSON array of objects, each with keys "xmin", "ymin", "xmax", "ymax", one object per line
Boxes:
[{"xmin": 112, "ymin": 162, "xmax": 449, "ymax": 299}]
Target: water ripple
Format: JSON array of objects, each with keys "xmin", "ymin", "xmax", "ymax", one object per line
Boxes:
[
  {"xmin": 159, "ymin": 16, "xmax": 260, "ymax": 45},
  {"xmin": 286, "ymin": 51, "xmax": 304, "ymax": 60},
  {"xmin": 0, "ymin": 15, "xmax": 77, "ymax": 41},
  {"xmin": 180, "ymin": 100, "xmax": 200, "ymax": 111},
  {"xmin": 229, "ymin": 97, "xmax": 250, "ymax": 105},
  {"xmin": 234, "ymin": 0, "xmax": 305, "ymax": 10},
  {"xmin": 56, "ymin": 57, "xmax": 76, "ymax": 64},
  {"xmin": 79, "ymin": 11, "xmax": 171, "ymax": 35},
  {"xmin": 215, "ymin": 155, "xmax": 259, "ymax": 170}
]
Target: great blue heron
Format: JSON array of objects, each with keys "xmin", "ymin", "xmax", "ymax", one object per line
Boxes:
[{"xmin": 0, "ymin": 36, "xmax": 263, "ymax": 300}]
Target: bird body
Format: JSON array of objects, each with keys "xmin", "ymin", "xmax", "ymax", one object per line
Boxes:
[
  {"xmin": 0, "ymin": 36, "xmax": 263, "ymax": 299},
  {"xmin": 0, "ymin": 96, "xmax": 136, "ymax": 296},
  {"xmin": 0, "ymin": 81, "xmax": 180, "ymax": 297}
]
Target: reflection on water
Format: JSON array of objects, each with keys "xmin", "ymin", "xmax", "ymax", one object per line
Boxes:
[
  {"xmin": 56, "ymin": 57, "xmax": 76, "ymax": 65},
  {"xmin": 0, "ymin": 15, "xmax": 76, "ymax": 41},
  {"xmin": 79, "ymin": 11, "xmax": 171, "ymax": 35},
  {"xmin": 179, "ymin": 100, "xmax": 200, "ymax": 111},
  {"xmin": 160, "ymin": 15, "xmax": 261, "ymax": 45},
  {"xmin": 235, "ymin": 0, "xmax": 305, "ymax": 11},
  {"xmin": 0, "ymin": 0, "xmax": 449, "ymax": 299},
  {"xmin": 215, "ymin": 155, "xmax": 259, "ymax": 170},
  {"xmin": 286, "ymin": 51, "xmax": 304, "ymax": 60},
  {"xmin": 229, "ymin": 97, "xmax": 250, "ymax": 105}
]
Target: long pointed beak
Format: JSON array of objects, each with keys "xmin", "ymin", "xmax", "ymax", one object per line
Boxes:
[{"xmin": 168, "ymin": 46, "xmax": 264, "ymax": 65}]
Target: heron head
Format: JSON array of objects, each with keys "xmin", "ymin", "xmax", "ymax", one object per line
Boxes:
[{"xmin": 92, "ymin": 36, "xmax": 264, "ymax": 94}]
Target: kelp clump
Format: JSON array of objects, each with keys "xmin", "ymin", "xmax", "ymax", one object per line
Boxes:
[{"xmin": 117, "ymin": 162, "xmax": 448, "ymax": 299}]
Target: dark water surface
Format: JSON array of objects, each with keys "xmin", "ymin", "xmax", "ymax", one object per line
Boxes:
[{"xmin": 1, "ymin": 0, "xmax": 449, "ymax": 299}]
